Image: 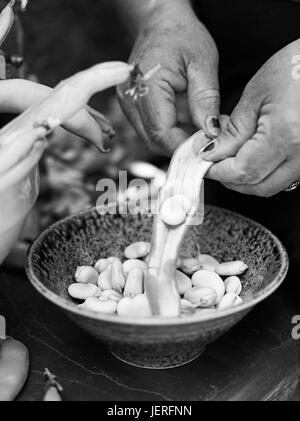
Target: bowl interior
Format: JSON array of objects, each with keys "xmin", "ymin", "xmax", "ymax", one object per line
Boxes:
[{"xmin": 27, "ymin": 205, "xmax": 288, "ymax": 320}]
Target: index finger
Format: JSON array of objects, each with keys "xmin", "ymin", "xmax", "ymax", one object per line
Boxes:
[
  {"xmin": 206, "ymin": 136, "xmax": 286, "ymax": 184},
  {"xmin": 136, "ymin": 82, "xmax": 187, "ymax": 155}
]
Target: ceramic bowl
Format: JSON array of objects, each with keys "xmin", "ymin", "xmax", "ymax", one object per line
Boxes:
[
  {"xmin": 26, "ymin": 205, "xmax": 288, "ymax": 369},
  {"xmin": 0, "ymin": 141, "xmax": 45, "ymax": 265}
]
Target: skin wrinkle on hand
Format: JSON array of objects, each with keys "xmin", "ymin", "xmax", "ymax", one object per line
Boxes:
[
  {"xmin": 117, "ymin": 0, "xmax": 220, "ymax": 155},
  {"xmin": 204, "ymin": 40, "xmax": 300, "ymax": 196}
]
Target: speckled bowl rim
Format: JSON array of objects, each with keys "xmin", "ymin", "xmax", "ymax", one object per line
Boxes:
[{"xmin": 26, "ymin": 205, "xmax": 289, "ymax": 327}]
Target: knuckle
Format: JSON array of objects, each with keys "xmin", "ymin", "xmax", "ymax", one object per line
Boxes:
[
  {"xmin": 189, "ymin": 88, "xmax": 220, "ymax": 102},
  {"xmin": 234, "ymin": 161, "xmax": 262, "ymax": 184},
  {"xmin": 252, "ymin": 185, "xmax": 273, "ymax": 198},
  {"xmin": 235, "ymin": 167, "xmax": 249, "ymax": 184},
  {"xmin": 190, "ymin": 90, "xmax": 220, "ymax": 113},
  {"xmin": 143, "ymin": 112, "xmax": 162, "ymax": 140},
  {"xmin": 146, "ymin": 128, "xmax": 175, "ymax": 156},
  {"xmin": 274, "ymin": 109, "xmax": 300, "ymax": 144},
  {"xmin": 281, "ymin": 109, "xmax": 299, "ymax": 127},
  {"xmin": 245, "ymin": 168, "xmax": 262, "ymax": 184},
  {"xmin": 224, "ymin": 117, "xmax": 245, "ymax": 139},
  {"xmin": 224, "ymin": 104, "xmax": 256, "ymax": 140},
  {"xmin": 148, "ymin": 129, "xmax": 164, "ymax": 147},
  {"xmin": 144, "ymin": 132, "xmax": 167, "ymax": 155}
]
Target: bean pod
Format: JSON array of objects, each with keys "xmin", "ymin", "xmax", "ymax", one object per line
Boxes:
[{"xmin": 0, "ymin": 337, "xmax": 29, "ymax": 401}]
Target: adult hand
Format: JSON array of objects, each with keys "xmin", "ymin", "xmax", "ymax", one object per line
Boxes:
[
  {"xmin": 204, "ymin": 39, "xmax": 300, "ymax": 197},
  {"xmin": 117, "ymin": 3, "xmax": 220, "ymax": 155}
]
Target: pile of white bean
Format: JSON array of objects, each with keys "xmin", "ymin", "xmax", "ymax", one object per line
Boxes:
[{"xmin": 68, "ymin": 241, "xmax": 248, "ymax": 318}]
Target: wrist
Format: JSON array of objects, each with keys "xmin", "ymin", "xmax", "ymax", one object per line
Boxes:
[{"xmin": 136, "ymin": 0, "xmax": 195, "ymax": 34}]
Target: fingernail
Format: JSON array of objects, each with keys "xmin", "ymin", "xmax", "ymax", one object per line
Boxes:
[
  {"xmin": 108, "ymin": 128, "xmax": 115, "ymax": 139},
  {"xmin": 202, "ymin": 140, "xmax": 215, "ymax": 154},
  {"xmin": 206, "ymin": 116, "xmax": 221, "ymax": 137}
]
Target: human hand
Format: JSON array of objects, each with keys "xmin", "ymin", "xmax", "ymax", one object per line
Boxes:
[
  {"xmin": 117, "ymin": 3, "xmax": 220, "ymax": 155},
  {"xmin": 0, "ymin": 1, "xmax": 112, "ymax": 151},
  {"xmin": 204, "ymin": 39, "xmax": 300, "ymax": 197}
]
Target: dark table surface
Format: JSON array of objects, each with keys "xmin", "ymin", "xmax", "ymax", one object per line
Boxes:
[{"xmin": 0, "ymin": 268, "xmax": 299, "ymax": 401}]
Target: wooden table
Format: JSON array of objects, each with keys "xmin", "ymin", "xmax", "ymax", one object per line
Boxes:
[{"xmin": 0, "ymin": 268, "xmax": 299, "ymax": 401}]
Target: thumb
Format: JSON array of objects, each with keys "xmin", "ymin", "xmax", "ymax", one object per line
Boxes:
[
  {"xmin": 187, "ymin": 62, "xmax": 221, "ymax": 138},
  {"xmin": 202, "ymin": 89, "xmax": 260, "ymax": 162}
]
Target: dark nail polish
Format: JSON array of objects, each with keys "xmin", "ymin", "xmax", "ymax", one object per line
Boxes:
[
  {"xmin": 211, "ymin": 117, "xmax": 221, "ymax": 129},
  {"xmin": 206, "ymin": 116, "xmax": 221, "ymax": 137},
  {"xmin": 203, "ymin": 141, "xmax": 215, "ymax": 153}
]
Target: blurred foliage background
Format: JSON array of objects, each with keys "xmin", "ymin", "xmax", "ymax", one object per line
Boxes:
[
  {"xmin": 22, "ymin": 0, "xmax": 130, "ymax": 110},
  {"xmin": 22, "ymin": 0, "xmax": 131, "ymax": 107}
]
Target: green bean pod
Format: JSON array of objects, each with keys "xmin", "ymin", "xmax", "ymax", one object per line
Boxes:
[{"xmin": 0, "ymin": 337, "xmax": 29, "ymax": 401}]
